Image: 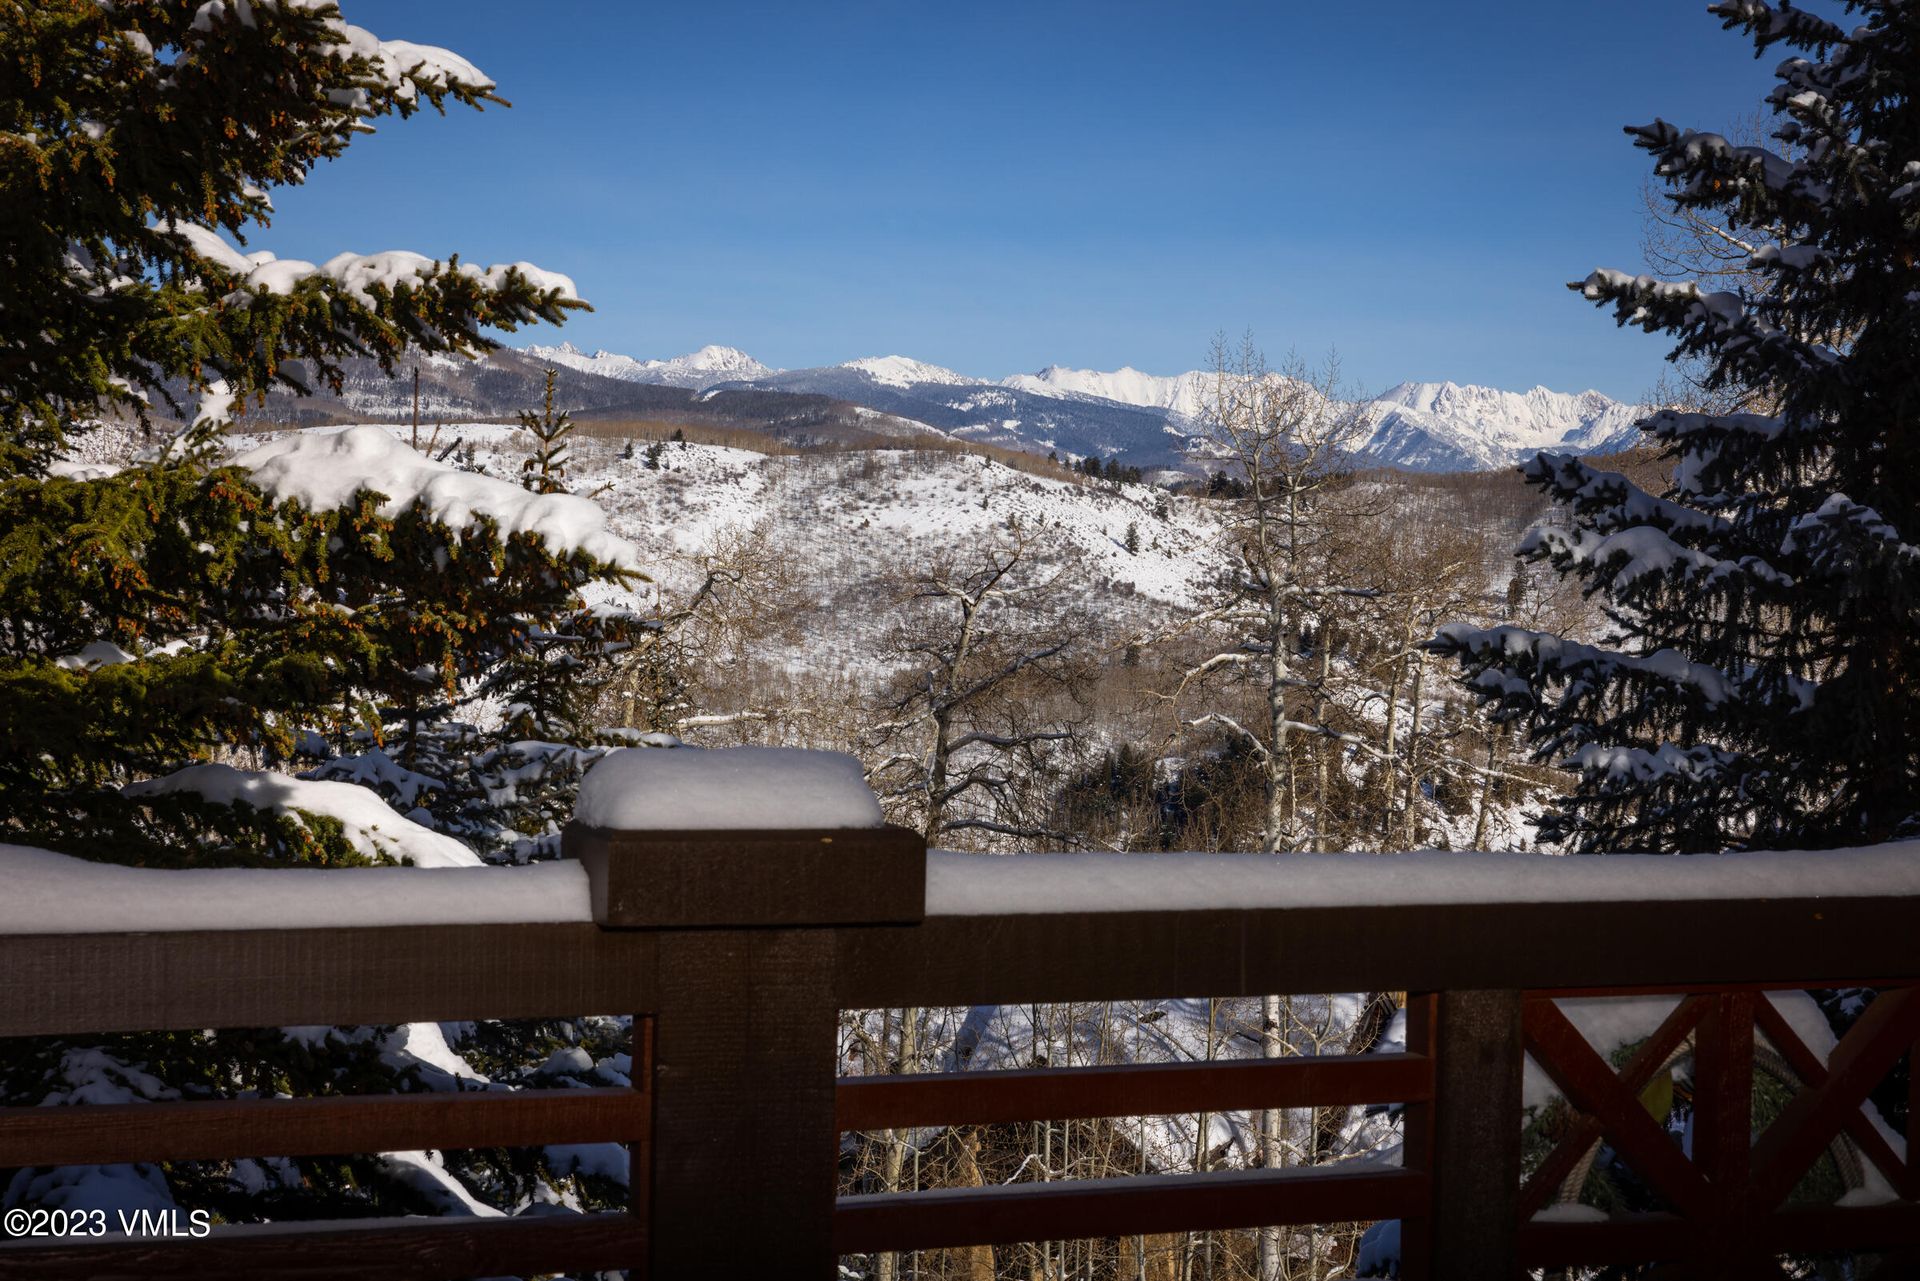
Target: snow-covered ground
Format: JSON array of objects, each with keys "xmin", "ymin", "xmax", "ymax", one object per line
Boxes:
[
  {"xmin": 205, "ymin": 420, "xmax": 1550, "ymax": 855},
  {"xmin": 393, "ymin": 423, "xmax": 1227, "ymax": 683}
]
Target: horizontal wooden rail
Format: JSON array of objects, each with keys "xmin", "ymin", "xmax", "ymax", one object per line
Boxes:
[
  {"xmin": 0, "ymin": 1211, "xmax": 645, "ymax": 1281},
  {"xmin": 836, "ymin": 1052, "xmax": 1431, "ymax": 1132},
  {"xmin": 1520, "ymin": 1203, "xmax": 1920, "ymax": 1266},
  {"xmin": 8, "ymin": 897, "xmax": 1920, "ymax": 1039},
  {"xmin": 0, "ymin": 923, "xmax": 658, "ymax": 1038},
  {"xmin": 835, "ymin": 897, "xmax": 1920, "ymax": 1009},
  {"xmin": 0, "ymin": 1086, "xmax": 648, "ymax": 1168},
  {"xmin": 835, "ymin": 1164, "xmax": 1428, "ymax": 1253},
  {"xmin": 10, "ymin": 809, "xmax": 1920, "ymax": 1281}
]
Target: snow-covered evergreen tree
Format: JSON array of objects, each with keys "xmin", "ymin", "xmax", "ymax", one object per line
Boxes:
[
  {"xmin": 1434, "ymin": 0, "xmax": 1920, "ymax": 853},
  {"xmin": 1, "ymin": 0, "xmax": 643, "ymax": 1225}
]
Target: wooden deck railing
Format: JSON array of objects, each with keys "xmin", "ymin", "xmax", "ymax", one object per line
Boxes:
[{"xmin": 1, "ymin": 819, "xmax": 1917, "ymax": 1279}]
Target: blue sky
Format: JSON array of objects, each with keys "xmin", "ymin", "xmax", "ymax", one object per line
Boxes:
[{"xmin": 267, "ymin": 2, "xmax": 1787, "ymax": 401}]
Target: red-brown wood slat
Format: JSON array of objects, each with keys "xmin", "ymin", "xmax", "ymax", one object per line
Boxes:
[
  {"xmin": 835, "ymin": 1051, "xmax": 1433, "ymax": 1132},
  {"xmin": 0, "ymin": 1212, "xmax": 646, "ymax": 1281},
  {"xmin": 1751, "ymin": 987, "xmax": 1920, "ymax": 1209},
  {"xmin": 1520, "ymin": 1204, "xmax": 1920, "ymax": 1269},
  {"xmin": 1517, "ymin": 1211, "xmax": 1691, "ymax": 1266},
  {"xmin": 1517, "ymin": 994, "xmax": 1708, "ymax": 1223},
  {"xmin": 0, "ymin": 924, "xmax": 659, "ymax": 1039},
  {"xmin": 1910, "ymin": 1022, "xmax": 1920, "ymax": 1191},
  {"xmin": 834, "ymin": 1164, "xmax": 1428, "ymax": 1253},
  {"xmin": 0, "ymin": 1087, "xmax": 648, "ymax": 1169},
  {"xmin": 1691, "ymin": 990, "xmax": 1757, "ymax": 1267},
  {"xmin": 1752, "ymin": 992, "xmax": 1915, "ymax": 1200},
  {"xmin": 1764, "ymin": 1202, "xmax": 1920, "ymax": 1251},
  {"xmin": 1398, "ymin": 993, "xmax": 1437, "ymax": 1281},
  {"xmin": 1521, "ymin": 997, "xmax": 1712, "ymax": 1220}
]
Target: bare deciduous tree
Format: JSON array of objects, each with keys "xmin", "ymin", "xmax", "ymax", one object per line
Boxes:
[
  {"xmin": 859, "ymin": 532, "xmax": 1091, "ymax": 1281},
  {"xmin": 867, "ymin": 532, "xmax": 1092, "ymax": 847},
  {"xmin": 1160, "ymin": 336, "xmax": 1376, "ymax": 857},
  {"xmin": 597, "ymin": 522, "xmax": 798, "ymax": 737},
  {"xmin": 1160, "ymin": 337, "xmax": 1377, "ymax": 1281}
]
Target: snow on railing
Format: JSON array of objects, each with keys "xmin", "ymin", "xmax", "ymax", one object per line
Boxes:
[
  {"xmin": 5, "ymin": 748, "xmax": 1920, "ymax": 1278},
  {"xmin": 572, "ymin": 744, "xmax": 883, "ymax": 830},
  {"xmin": 924, "ymin": 841, "xmax": 1920, "ymax": 915},
  {"xmin": 0, "ymin": 844, "xmax": 590, "ymax": 934},
  {"xmin": 10, "ymin": 744, "xmax": 1920, "ymax": 936}
]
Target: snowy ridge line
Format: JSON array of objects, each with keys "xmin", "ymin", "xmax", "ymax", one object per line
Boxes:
[
  {"xmin": 502, "ymin": 342, "xmax": 1646, "ymax": 472},
  {"xmin": 924, "ymin": 843, "xmax": 1920, "ymax": 916}
]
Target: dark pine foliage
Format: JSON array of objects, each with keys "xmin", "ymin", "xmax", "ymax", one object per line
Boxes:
[{"xmin": 1436, "ymin": 1, "xmax": 1920, "ymax": 853}]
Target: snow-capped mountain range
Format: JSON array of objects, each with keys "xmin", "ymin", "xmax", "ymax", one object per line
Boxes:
[
  {"xmin": 521, "ymin": 342, "xmax": 1646, "ymax": 473},
  {"xmin": 529, "ymin": 342, "xmax": 776, "ymax": 389}
]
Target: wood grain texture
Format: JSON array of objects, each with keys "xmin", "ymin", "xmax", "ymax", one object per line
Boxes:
[
  {"xmin": 1516, "ymin": 995, "xmax": 1708, "ymax": 1222},
  {"xmin": 1753, "ymin": 993, "xmax": 1914, "ymax": 1198},
  {"xmin": 1519, "ymin": 1212, "xmax": 1690, "ymax": 1267},
  {"xmin": 1428, "ymin": 989, "xmax": 1525, "ymax": 1281},
  {"xmin": 645, "ymin": 928, "xmax": 842, "ymax": 1275},
  {"xmin": 1524, "ymin": 996, "xmax": 1710, "ymax": 1220},
  {"xmin": 836, "ymin": 898, "xmax": 1920, "ymax": 1009},
  {"xmin": 834, "ymin": 1165, "xmax": 1429, "ymax": 1253},
  {"xmin": 1751, "ymin": 986, "xmax": 1920, "ymax": 1210},
  {"xmin": 836, "ymin": 1052, "xmax": 1433, "ymax": 1132},
  {"xmin": 0, "ymin": 1087, "xmax": 648, "ymax": 1168},
  {"xmin": 567, "ymin": 823, "xmax": 926, "ymax": 927},
  {"xmin": 0, "ymin": 923, "xmax": 658, "ymax": 1037},
  {"xmin": 0, "ymin": 1212, "xmax": 645, "ymax": 1281},
  {"xmin": 1397, "ymin": 993, "xmax": 1437, "ymax": 1281},
  {"xmin": 1690, "ymin": 990, "xmax": 1757, "ymax": 1268},
  {"xmin": 1522, "ymin": 1203, "xmax": 1920, "ymax": 1266}
]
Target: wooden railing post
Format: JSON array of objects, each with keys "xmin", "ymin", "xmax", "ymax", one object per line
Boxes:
[
  {"xmin": 1403, "ymin": 989, "xmax": 1525, "ymax": 1281},
  {"xmin": 565, "ymin": 823, "xmax": 926, "ymax": 1278}
]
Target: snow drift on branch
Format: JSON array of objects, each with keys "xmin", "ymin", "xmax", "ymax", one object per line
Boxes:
[
  {"xmin": 235, "ymin": 425, "xmax": 642, "ymax": 570},
  {"xmin": 124, "ymin": 763, "xmax": 482, "ymax": 867}
]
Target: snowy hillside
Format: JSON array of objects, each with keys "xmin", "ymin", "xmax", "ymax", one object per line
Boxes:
[
  {"xmin": 712, "ymin": 359, "xmax": 1188, "ymax": 470},
  {"xmin": 538, "ymin": 433, "xmax": 1218, "ymax": 680}
]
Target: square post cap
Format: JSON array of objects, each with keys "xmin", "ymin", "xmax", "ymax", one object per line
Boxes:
[{"xmin": 565, "ymin": 746, "xmax": 925, "ymax": 928}]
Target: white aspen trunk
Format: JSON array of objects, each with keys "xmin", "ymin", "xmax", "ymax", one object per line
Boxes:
[
  {"xmin": 1472, "ymin": 732, "xmax": 1499, "ymax": 850},
  {"xmin": 1257, "ymin": 993, "xmax": 1285, "ymax": 1281},
  {"xmin": 1401, "ymin": 649, "xmax": 1428, "ymax": 850},
  {"xmin": 875, "ymin": 1007, "xmax": 920, "ymax": 1281},
  {"xmin": 1379, "ymin": 609, "xmax": 1417, "ymax": 846},
  {"xmin": 1311, "ymin": 631, "xmax": 1332, "ymax": 854}
]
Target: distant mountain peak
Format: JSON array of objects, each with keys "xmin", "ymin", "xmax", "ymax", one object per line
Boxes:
[
  {"xmin": 508, "ymin": 339, "xmax": 1645, "ymax": 473},
  {"xmin": 676, "ymin": 343, "xmax": 759, "ymax": 369},
  {"xmin": 838, "ymin": 355, "xmax": 974, "ymax": 388},
  {"xmin": 522, "ymin": 341, "xmax": 775, "ymax": 390}
]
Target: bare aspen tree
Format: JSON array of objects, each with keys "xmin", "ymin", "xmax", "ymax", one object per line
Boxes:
[
  {"xmin": 867, "ymin": 531, "xmax": 1091, "ymax": 846},
  {"xmin": 861, "ymin": 532, "xmax": 1090, "ymax": 1281},
  {"xmin": 597, "ymin": 522, "xmax": 798, "ymax": 737},
  {"xmin": 1155, "ymin": 337, "xmax": 1374, "ymax": 1281},
  {"xmin": 1163, "ymin": 337, "xmax": 1375, "ymax": 853},
  {"xmin": 1361, "ymin": 527, "xmax": 1485, "ymax": 850},
  {"xmin": 1639, "ymin": 109, "xmax": 1840, "ymax": 415}
]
